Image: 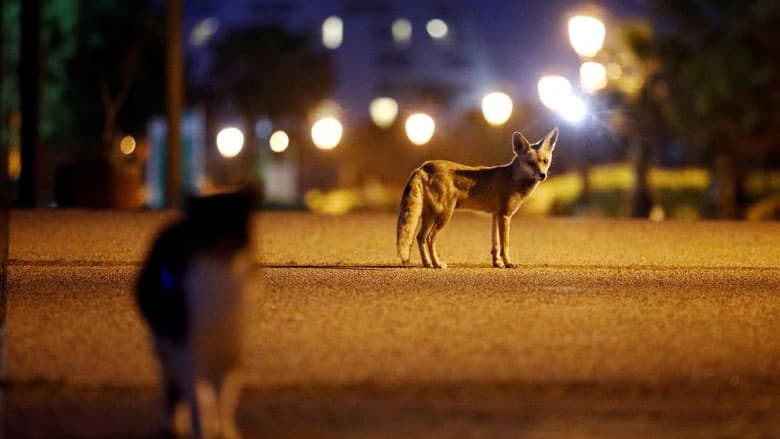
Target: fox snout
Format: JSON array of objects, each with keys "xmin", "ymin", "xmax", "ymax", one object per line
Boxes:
[{"xmin": 537, "ymin": 172, "xmax": 547, "ymax": 181}]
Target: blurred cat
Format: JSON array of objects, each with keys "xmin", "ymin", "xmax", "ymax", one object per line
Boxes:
[{"xmin": 136, "ymin": 188, "xmax": 255, "ymax": 438}]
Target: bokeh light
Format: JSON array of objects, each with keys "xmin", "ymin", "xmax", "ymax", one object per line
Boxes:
[
  {"xmin": 369, "ymin": 97, "xmax": 399, "ymax": 128},
  {"xmin": 405, "ymin": 113, "xmax": 435, "ymax": 145},
  {"xmin": 481, "ymin": 92, "xmax": 513, "ymax": 126},
  {"xmin": 426, "ymin": 19, "xmax": 448, "ymax": 39},
  {"xmin": 311, "ymin": 117, "xmax": 343, "ymax": 150},
  {"xmin": 269, "ymin": 130, "xmax": 290, "ymax": 153},
  {"xmin": 322, "ymin": 16, "xmax": 343, "ymax": 49},
  {"xmin": 392, "ymin": 18, "xmax": 412, "ymax": 45},
  {"xmin": 580, "ymin": 61, "xmax": 608, "ymax": 94},
  {"xmin": 606, "ymin": 62, "xmax": 623, "ymax": 79},
  {"xmin": 558, "ymin": 94, "xmax": 588, "ymax": 124},
  {"xmin": 119, "ymin": 135, "xmax": 136, "ymax": 155},
  {"xmin": 190, "ymin": 17, "xmax": 218, "ymax": 46},
  {"xmin": 216, "ymin": 127, "xmax": 244, "ymax": 158},
  {"xmin": 568, "ymin": 15, "xmax": 606, "ymax": 57},
  {"xmin": 537, "ymin": 75, "xmax": 572, "ymax": 110}
]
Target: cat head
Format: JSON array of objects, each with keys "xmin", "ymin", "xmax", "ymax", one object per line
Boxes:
[{"xmin": 185, "ymin": 186, "xmax": 258, "ymax": 253}]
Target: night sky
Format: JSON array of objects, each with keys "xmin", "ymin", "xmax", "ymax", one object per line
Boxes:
[{"xmin": 183, "ymin": 0, "xmax": 648, "ymax": 117}]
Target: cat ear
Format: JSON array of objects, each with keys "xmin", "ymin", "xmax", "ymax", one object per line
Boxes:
[{"xmin": 512, "ymin": 132, "xmax": 530, "ymax": 155}]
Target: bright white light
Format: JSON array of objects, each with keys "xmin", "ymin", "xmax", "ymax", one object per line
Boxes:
[
  {"xmin": 311, "ymin": 117, "xmax": 343, "ymax": 150},
  {"xmin": 568, "ymin": 15, "xmax": 606, "ymax": 57},
  {"xmin": 269, "ymin": 130, "xmax": 289, "ymax": 153},
  {"xmin": 119, "ymin": 135, "xmax": 136, "ymax": 155},
  {"xmin": 405, "ymin": 113, "xmax": 435, "ymax": 145},
  {"xmin": 426, "ymin": 19, "xmax": 448, "ymax": 39},
  {"xmin": 322, "ymin": 16, "xmax": 343, "ymax": 49},
  {"xmin": 580, "ymin": 61, "xmax": 608, "ymax": 94},
  {"xmin": 216, "ymin": 127, "xmax": 244, "ymax": 158},
  {"xmin": 481, "ymin": 92, "xmax": 513, "ymax": 126},
  {"xmin": 392, "ymin": 18, "xmax": 412, "ymax": 45},
  {"xmin": 369, "ymin": 97, "xmax": 399, "ymax": 128},
  {"xmin": 190, "ymin": 18, "xmax": 218, "ymax": 46},
  {"xmin": 537, "ymin": 75, "xmax": 572, "ymax": 110},
  {"xmin": 557, "ymin": 94, "xmax": 587, "ymax": 124}
]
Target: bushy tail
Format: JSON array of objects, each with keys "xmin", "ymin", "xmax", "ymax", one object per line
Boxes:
[{"xmin": 397, "ymin": 169, "xmax": 425, "ymax": 264}]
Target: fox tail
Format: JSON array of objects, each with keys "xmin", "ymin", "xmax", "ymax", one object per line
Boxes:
[{"xmin": 396, "ymin": 169, "xmax": 425, "ymax": 264}]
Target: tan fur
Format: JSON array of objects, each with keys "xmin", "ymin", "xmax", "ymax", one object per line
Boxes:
[{"xmin": 396, "ymin": 128, "xmax": 558, "ymax": 268}]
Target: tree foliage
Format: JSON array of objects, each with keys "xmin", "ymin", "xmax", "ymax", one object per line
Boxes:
[
  {"xmin": 647, "ymin": 0, "xmax": 780, "ymax": 165},
  {"xmin": 206, "ymin": 25, "xmax": 334, "ymax": 124}
]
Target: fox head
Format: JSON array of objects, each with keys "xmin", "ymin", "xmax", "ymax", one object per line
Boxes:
[{"xmin": 512, "ymin": 127, "xmax": 558, "ymax": 182}]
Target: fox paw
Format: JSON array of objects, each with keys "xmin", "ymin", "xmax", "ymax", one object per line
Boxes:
[
  {"xmin": 504, "ymin": 263, "xmax": 517, "ymax": 269},
  {"xmin": 433, "ymin": 261, "xmax": 448, "ymax": 269},
  {"xmin": 492, "ymin": 260, "xmax": 505, "ymax": 268}
]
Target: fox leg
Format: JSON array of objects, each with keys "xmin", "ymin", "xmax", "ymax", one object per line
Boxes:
[
  {"xmin": 417, "ymin": 213, "xmax": 434, "ymax": 268},
  {"xmin": 498, "ymin": 215, "xmax": 516, "ymax": 268},
  {"xmin": 491, "ymin": 214, "xmax": 504, "ymax": 268},
  {"xmin": 428, "ymin": 204, "xmax": 455, "ymax": 269}
]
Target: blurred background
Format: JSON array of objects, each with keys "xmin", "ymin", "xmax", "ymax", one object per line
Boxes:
[{"xmin": 1, "ymin": 0, "xmax": 779, "ymax": 219}]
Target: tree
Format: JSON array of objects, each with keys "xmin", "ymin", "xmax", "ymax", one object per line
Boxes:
[
  {"xmin": 642, "ymin": 0, "xmax": 780, "ymax": 217},
  {"xmin": 66, "ymin": 0, "xmax": 165, "ymax": 154},
  {"xmin": 206, "ymin": 25, "xmax": 334, "ymax": 168}
]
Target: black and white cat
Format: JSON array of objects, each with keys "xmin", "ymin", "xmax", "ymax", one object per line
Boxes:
[{"xmin": 136, "ymin": 189, "xmax": 256, "ymax": 438}]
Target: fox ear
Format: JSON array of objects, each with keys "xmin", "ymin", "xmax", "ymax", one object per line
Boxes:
[
  {"xmin": 512, "ymin": 131, "xmax": 530, "ymax": 155},
  {"xmin": 542, "ymin": 127, "xmax": 559, "ymax": 151}
]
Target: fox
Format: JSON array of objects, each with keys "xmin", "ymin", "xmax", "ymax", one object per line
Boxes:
[
  {"xmin": 397, "ymin": 127, "xmax": 558, "ymax": 269},
  {"xmin": 136, "ymin": 188, "xmax": 256, "ymax": 438}
]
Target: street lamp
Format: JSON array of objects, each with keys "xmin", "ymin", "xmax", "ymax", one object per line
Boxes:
[
  {"xmin": 537, "ymin": 75, "xmax": 572, "ymax": 110},
  {"xmin": 426, "ymin": 19, "xmax": 448, "ymax": 39},
  {"xmin": 119, "ymin": 135, "xmax": 136, "ymax": 155},
  {"xmin": 481, "ymin": 92, "xmax": 513, "ymax": 126},
  {"xmin": 405, "ymin": 113, "xmax": 435, "ymax": 145},
  {"xmin": 558, "ymin": 94, "xmax": 588, "ymax": 124},
  {"xmin": 216, "ymin": 127, "xmax": 244, "ymax": 158},
  {"xmin": 392, "ymin": 18, "xmax": 412, "ymax": 45},
  {"xmin": 311, "ymin": 117, "xmax": 343, "ymax": 150},
  {"xmin": 322, "ymin": 16, "xmax": 343, "ymax": 49},
  {"xmin": 269, "ymin": 130, "xmax": 289, "ymax": 153},
  {"xmin": 568, "ymin": 15, "xmax": 605, "ymax": 58},
  {"xmin": 580, "ymin": 61, "xmax": 608, "ymax": 94},
  {"xmin": 369, "ymin": 97, "xmax": 399, "ymax": 128}
]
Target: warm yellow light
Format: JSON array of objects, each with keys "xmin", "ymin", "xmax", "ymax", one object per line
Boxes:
[
  {"xmin": 537, "ymin": 75, "xmax": 572, "ymax": 110},
  {"xmin": 311, "ymin": 117, "xmax": 343, "ymax": 150},
  {"xmin": 9, "ymin": 148, "xmax": 21, "ymax": 180},
  {"xmin": 568, "ymin": 16, "xmax": 605, "ymax": 57},
  {"xmin": 269, "ymin": 130, "xmax": 289, "ymax": 153},
  {"xmin": 216, "ymin": 127, "xmax": 244, "ymax": 158},
  {"xmin": 322, "ymin": 16, "xmax": 343, "ymax": 49},
  {"xmin": 405, "ymin": 113, "xmax": 435, "ymax": 145},
  {"xmin": 481, "ymin": 92, "xmax": 513, "ymax": 126},
  {"xmin": 426, "ymin": 19, "xmax": 448, "ymax": 39},
  {"xmin": 369, "ymin": 97, "xmax": 399, "ymax": 128},
  {"xmin": 119, "ymin": 135, "xmax": 136, "ymax": 155},
  {"xmin": 580, "ymin": 61, "xmax": 608, "ymax": 94},
  {"xmin": 392, "ymin": 18, "xmax": 412, "ymax": 45}
]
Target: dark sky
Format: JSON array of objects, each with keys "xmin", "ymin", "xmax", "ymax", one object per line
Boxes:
[{"xmin": 184, "ymin": 0, "xmax": 648, "ymax": 116}]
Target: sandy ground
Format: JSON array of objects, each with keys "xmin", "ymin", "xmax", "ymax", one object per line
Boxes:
[{"xmin": 3, "ymin": 211, "xmax": 780, "ymax": 437}]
